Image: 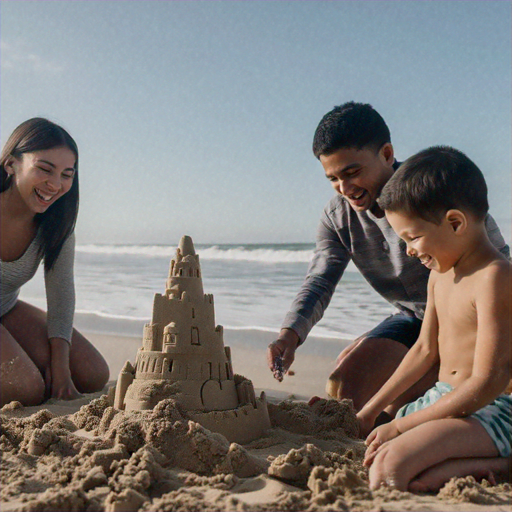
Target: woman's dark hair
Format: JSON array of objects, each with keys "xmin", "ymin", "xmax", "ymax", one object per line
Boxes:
[
  {"xmin": 1, "ymin": 118, "xmax": 79, "ymax": 271},
  {"xmin": 379, "ymin": 146, "xmax": 488, "ymax": 224},
  {"xmin": 312, "ymin": 101, "xmax": 391, "ymax": 158}
]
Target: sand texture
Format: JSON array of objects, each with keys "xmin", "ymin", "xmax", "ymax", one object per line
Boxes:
[{"xmin": 1, "ymin": 389, "xmax": 510, "ymax": 512}]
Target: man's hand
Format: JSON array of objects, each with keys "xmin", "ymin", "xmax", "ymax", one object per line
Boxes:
[
  {"xmin": 356, "ymin": 407, "xmax": 379, "ymax": 438},
  {"xmin": 363, "ymin": 420, "xmax": 401, "ymax": 467},
  {"xmin": 49, "ymin": 338, "xmax": 82, "ymax": 401},
  {"xmin": 267, "ymin": 329, "xmax": 299, "ymax": 381}
]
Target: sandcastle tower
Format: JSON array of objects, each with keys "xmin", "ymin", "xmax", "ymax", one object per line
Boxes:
[{"xmin": 113, "ymin": 235, "xmax": 271, "ymax": 444}]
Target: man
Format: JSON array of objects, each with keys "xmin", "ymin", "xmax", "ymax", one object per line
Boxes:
[{"xmin": 267, "ymin": 102, "xmax": 509, "ymax": 416}]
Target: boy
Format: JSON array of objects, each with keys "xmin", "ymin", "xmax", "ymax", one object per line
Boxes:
[
  {"xmin": 268, "ymin": 102, "xmax": 509, "ymax": 415},
  {"xmin": 357, "ymin": 146, "xmax": 511, "ymax": 492}
]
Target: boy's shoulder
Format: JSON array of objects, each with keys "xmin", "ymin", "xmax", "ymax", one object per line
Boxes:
[
  {"xmin": 472, "ymin": 255, "xmax": 511, "ymax": 301},
  {"xmin": 477, "ymin": 254, "xmax": 511, "ymax": 278}
]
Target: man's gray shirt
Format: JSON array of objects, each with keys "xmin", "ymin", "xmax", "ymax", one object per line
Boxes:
[{"xmin": 282, "ymin": 195, "xmax": 510, "ymax": 345}]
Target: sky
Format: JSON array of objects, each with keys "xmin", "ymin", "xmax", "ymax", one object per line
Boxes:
[{"xmin": 1, "ymin": 0, "xmax": 511, "ymax": 245}]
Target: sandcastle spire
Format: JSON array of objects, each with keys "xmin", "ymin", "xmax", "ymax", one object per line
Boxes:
[{"xmin": 179, "ymin": 235, "xmax": 196, "ymax": 256}]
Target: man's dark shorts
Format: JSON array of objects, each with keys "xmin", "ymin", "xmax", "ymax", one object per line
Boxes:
[{"xmin": 365, "ymin": 313, "xmax": 422, "ymax": 349}]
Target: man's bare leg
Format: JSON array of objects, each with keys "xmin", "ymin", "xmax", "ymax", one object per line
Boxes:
[{"xmin": 326, "ymin": 336, "xmax": 437, "ymax": 412}]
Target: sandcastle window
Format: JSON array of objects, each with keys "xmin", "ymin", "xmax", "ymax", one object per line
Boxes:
[
  {"xmin": 179, "ymin": 268, "xmax": 183, "ymax": 276},
  {"xmin": 164, "ymin": 332, "xmax": 177, "ymax": 345},
  {"xmin": 191, "ymin": 327, "xmax": 200, "ymax": 345},
  {"xmin": 192, "ymin": 308, "xmax": 195, "ymax": 318},
  {"xmin": 169, "ymin": 360, "xmax": 173, "ymax": 372}
]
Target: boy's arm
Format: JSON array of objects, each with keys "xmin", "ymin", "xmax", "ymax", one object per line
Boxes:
[
  {"xmin": 357, "ymin": 272, "xmax": 440, "ymax": 433},
  {"xmin": 395, "ymin": 261, "xmax": 511, "ymax": 435}
]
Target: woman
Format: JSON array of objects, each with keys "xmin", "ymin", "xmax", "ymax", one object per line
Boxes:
[{"xmin": 0, "ymin": 118, "xmax": 109, "ymax": 406}]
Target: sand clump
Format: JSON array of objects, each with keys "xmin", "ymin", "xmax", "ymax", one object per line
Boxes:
[{"xmin": 438, "ymin": 476, "xmax": 512, "ymax": 505}]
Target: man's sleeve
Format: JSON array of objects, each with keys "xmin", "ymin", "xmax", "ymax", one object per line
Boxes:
[
  {"xmin": 281, "ymin": 208, "xmax": 351, "ymax": 345},
  {"xmin": 485, "ymin": 214, "xmax": 510, "ymax": 259}
]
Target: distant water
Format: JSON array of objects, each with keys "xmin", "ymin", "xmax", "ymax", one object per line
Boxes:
[{"xmin": 20, "ymin": 243, "xmax": 396, "ymax": 340}]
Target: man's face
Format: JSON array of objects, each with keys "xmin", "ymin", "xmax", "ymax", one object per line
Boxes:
[{"xmin": 320, "ymin": 143, "xmax": 395, "ymax": 214}]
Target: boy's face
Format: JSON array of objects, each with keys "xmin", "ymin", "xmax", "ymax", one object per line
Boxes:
[
  {"xmin": 320, "ymin": 143, "xmax": 395, "ymax": 214},
  {"xmin": 385, "ymin": 210, "xmax": 460, "ymax": 274}
]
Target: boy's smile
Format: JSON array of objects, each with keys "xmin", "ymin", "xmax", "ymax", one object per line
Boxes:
[{"xmin": 385, "ymin": 210, "xmax": 462, "ymax": 274}]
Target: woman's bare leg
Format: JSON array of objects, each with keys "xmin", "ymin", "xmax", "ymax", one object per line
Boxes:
[
  {"xmin": 369, "ymin": 417, "xmax": 500, "ymax": 491},
  {"xmin": 1, "ymin": 301, "xmax": 109, "ymax": 394},
  {"xmin": 0, "ymin": 323, "xmax": 45, "ymax": 406}
]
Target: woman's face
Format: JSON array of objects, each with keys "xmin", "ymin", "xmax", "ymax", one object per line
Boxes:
[{"xmin": 6, "ymin": 146, "xmax": 76, "ymax": 215}]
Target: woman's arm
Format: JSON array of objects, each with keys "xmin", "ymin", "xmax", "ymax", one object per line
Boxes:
[
  {"xmin": 44, "ymin": 232, "xmax": 76, "ymax": 343},
  {"xmin": 44, "ymin": 233, "xmax": 81, "ymax": 399},
  {"xmin": 48, "ymin": 337, "xmax": 81, "ymax": 399}
]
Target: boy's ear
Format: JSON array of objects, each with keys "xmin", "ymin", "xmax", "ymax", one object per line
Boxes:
[{"xmin": 445, "ymin": 209, "xmax": 467, "ymax": 234}]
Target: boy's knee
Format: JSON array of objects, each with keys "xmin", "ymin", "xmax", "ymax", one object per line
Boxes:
[{"xmin": 369, "ymin": 447, "xmax": 409, "ymax": 491}]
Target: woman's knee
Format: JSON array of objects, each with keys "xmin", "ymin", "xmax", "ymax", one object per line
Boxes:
[
  {"xmin": 83, "ymin": 353, "xmax": 110, "ymax": 392},
  {"xmin": 1, "ymin": 365, "xmax": 45, "ymax": 407},
  {"xmin": 70, "ymin": 331, "xmax": 110, "ymax": 393}
]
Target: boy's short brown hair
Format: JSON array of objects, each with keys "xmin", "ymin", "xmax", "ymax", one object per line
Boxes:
[{"xmin": 379, "ymin": 146, "xmax": 489, "ymax": 223}]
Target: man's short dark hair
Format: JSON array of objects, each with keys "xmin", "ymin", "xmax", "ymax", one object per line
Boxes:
[
  {"xmin": 312, "ymin": 101, "xmax": 391, "ymax": 158},
  {"xmin": 379, "ymin": 146, "xmax": 489, "ymax": 223}
]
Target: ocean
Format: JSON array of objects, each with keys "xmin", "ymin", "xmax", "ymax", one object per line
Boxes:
[{"xmin": 20, "ymin": 242, "xmax": 396, "ymax": 341}]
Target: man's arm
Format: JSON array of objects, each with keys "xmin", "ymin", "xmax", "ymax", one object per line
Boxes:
[
  {"xmin": 485, "ymin": 214, "xmax": 510, "ymax": 259},
  {"xmin": 268, "ymin": 205, "xmax": 351, "ymax": 376}
]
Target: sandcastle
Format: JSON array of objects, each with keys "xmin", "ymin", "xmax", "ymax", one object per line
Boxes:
[{"xmin": 113, "ymin": 235, "xmax": 271, "ymax": 444}]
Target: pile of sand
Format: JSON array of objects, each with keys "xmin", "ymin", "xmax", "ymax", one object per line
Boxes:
[{"xmin": 1, "ymin": 395, "xmax": 510, "ymax": 512}]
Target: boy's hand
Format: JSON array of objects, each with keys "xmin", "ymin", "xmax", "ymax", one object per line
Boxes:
[
  {"xmin": 363, "ymin": 420, "xmax": 401, "ymax": 467},
  {"xmin": 267, "ymin": 329, "xmax": 299, "ymax": 380}
]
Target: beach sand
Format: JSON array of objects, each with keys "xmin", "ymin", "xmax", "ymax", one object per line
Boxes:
[{"xmin": 1, "ymin": 329, "xmax": 510, "ymax": 512}]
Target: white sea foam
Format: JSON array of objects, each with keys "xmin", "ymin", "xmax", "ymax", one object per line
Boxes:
[{"xmin": 76, "ymin": 244, "xmax": 314, "ymax": 263}]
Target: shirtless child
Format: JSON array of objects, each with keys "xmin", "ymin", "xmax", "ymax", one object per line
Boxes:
[{"xmin": 356, "ymin": 146, "xmax": 511, "ymax": 492}]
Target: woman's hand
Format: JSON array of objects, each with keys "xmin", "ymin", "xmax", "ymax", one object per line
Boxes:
[
  {"xmin": 49, "ymin": 338, "xmax": 82, "ymax": 400},
  {"xmin": 363, "ymin": 420, "xmax": 401, "ymax": 467}
]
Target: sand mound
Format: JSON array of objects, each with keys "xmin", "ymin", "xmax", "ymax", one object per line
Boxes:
[{"xmin": 1, "ymin": 395, "xmax": 510, "ymax": 512}]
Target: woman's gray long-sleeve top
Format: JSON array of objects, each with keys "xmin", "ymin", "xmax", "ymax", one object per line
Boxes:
[{"xmin": 1, "ymin": 231, "xmax": 75, "ymax": 343}]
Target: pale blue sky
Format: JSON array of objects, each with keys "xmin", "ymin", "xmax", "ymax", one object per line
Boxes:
[{"xmin": 1, "ymin": 1, "xmax": 510, "ymax": 244}]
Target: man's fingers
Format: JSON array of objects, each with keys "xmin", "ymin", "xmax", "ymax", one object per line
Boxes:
[
  {"xmin": 281, "ymin": 347, "xmax": 295, "ymax": 371},
  {"xmin": 267, "ymin": 341, "xmax": 283, "ymax": 369}
]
